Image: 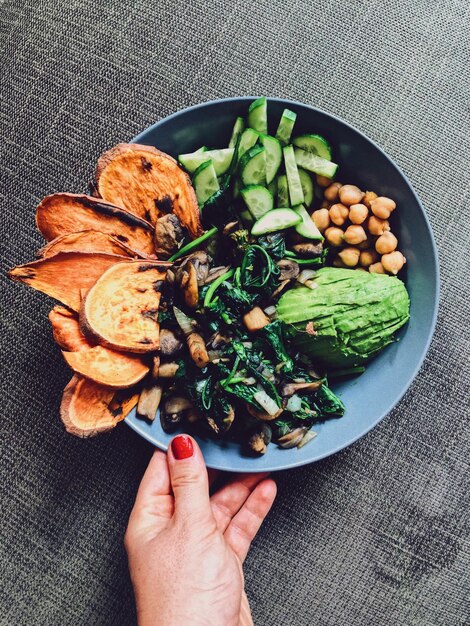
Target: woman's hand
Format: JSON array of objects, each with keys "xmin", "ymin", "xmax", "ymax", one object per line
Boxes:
[{"xmin": 125, "ymin": 434, "xmax": 277, "ymax": 626}]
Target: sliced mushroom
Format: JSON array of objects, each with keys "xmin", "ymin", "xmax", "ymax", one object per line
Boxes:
[
  {"xmin": 277, "ymin": 259, "xmax": 299, "ymax": 280},
  {"xmin": 280, "ymin": 380, "xmax": 322, "ymax": 397},
  {"xmin": 297, "ymin": 429, "xmax": 317, "ymax": 448},
  {"xmin": 247, "ymin": 423, "xmax": 272, "ymax": 454},
  {"xmin": 187, "ymin": 251, "xmax": 210, "ymax": 285},
  {"xmin": 277, "ymin": 427, "xmax": 309, "ymax": 449},
  {"xmin": 160, "ymin": 328, "xmax": 184, "ymax": 357},
  {"xmin": 158, "ymin": 362, "xmax": 180, "ymax": 378},
  {"xmin": 292, "ymin": 242, "xmax": 324, "ymax": 258},
  {"xmin": 223, "ymin": 221, "xmax": 240, "ymax": 235},
  {"xmin": 154, "ymin": 214, "xmax": 185, "ymax": 259},
  {"xmin": 246, "ymin": 403, "xmax": 284, "ymax": 421},
  {"xmin": 160, "ymin": 395, "xmax": 193, "ymax": 433},
  {"xmin": 271, "ymin": 279, "xmax": 291, "ymax": 299},
  {"xmin": 137, "ymin": 384, "xmax": 163, "ymax": 421},
  {"xmin": 204, "ymin": 266, "xmax": 231, "ymax": 285},
  {"xmin": 207, "ymin": 332, "xmax": 231, "ymax": 349},
  {"xmin": 181, "ymin": 261, "xmax": 198, "ymax": 309}
]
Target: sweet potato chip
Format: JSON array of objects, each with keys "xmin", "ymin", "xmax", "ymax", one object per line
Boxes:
[
  {"xmin": 9, "ymin": 251, "xmax": 131, "ymax": 311},
  {"xmin": 60, "ymin": 375, "xmax": 138, "ymax": 437},
  {"xmin": 95, "ymin": 143, "xmax": 203, "ymax": 238},
  {"xmin": 39, "ymin": 231, "xmax": 139, "ymax": 258},
  {"xmin": 80, "ymin": 260, "xmax": 169, "ymax": 353},
  {"xmin": 48, "ymin": 306, "xmax": 93, "ymax": 351},
  {"xmin": 36, "ymin": 193, "xmax": 155, "ymax": 257},
  {"xmin": 63, "ymin": 346, "xmax": 149, "ymax": 388}
]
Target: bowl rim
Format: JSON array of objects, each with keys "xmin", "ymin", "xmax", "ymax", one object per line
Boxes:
[{"xmin": 126, "ymin": 96, "xmax": 440, "ymax": 471}]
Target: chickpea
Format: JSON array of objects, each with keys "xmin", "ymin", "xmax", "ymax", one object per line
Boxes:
[
  {"xmin": 370, "ymin": 196, "xmax": 396, "ymax": 220},
  {"xmin": 324, "ymin": 181, "xmax": 342, "ymax": 202},
  {"xmin": 367, "ymin": 215, "xmax": 390, "ymax": 236},
  {"xmin": 349, "ymin": 203, "xmax": 368, "ymax": 224},
  {"xmin": 360, "ymin": 249, "xmax": 379, "ymax": 267},
  {"xmin": 312, "ymin": 208, "xmax": 330, "ymax": 232},
  {"xmin": 316, "ymin": 174, "xmax": 332, "ymax": 188},
  {"xmin": 375, "ymin": 231, "xmax": 398, "ymax": 255},
  {"xmin": 324, "ymin": 226, "xmax": 344, "ymax": 247},
  {"xmin": 362, "ymin": 191, "xmax": 378, "ymax": 208},
  {"xmin": 338, "ymin": 184, "xmax": 364, "ymax": 206},
  {"xmin": 344, "ymin": 225, "xmax": 368, "ymax": 245},
  {"xmin": 381, "ymin": 251, "xmax": 406, "ymax": 275},
  {"xmin": 369, "ymin": 262, "xmax": 386, "ymax": 274},
  {"xmin": 329, "ymin": 203, "xmax": 349, "ymax": 226},
  {"xmin": 338, "ymin": 247, "xmax": 360, "ymax": 267}
]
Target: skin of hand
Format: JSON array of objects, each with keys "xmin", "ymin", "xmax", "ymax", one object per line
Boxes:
[{"xmin": 125, "ymin": 434, "xmax": 277, "ymax": 626}]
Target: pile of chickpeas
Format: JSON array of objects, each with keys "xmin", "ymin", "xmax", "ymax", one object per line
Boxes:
[{"xmin": 311, "ymin": 177, "xmax": 406, "ymax": 275}]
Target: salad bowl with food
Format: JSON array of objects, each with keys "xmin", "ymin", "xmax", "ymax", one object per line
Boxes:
[{"xmin": 9, "ymin": 97, "xmax": 438, "ymax": 472}]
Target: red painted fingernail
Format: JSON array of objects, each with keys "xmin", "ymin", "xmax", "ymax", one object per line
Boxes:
[{"xmin": 171, "ymin": 435, "xmax": 194, "ymax": 460}]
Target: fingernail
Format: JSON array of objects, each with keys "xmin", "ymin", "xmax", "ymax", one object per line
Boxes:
[{"xmin": 171, "ymin": 435, "xmax": 194, "ymax": 460}]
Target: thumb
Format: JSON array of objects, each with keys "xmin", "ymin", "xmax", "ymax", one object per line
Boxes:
[{"xmin": 168, "ymin": 434, "xmax": 211, "ymax": 521}]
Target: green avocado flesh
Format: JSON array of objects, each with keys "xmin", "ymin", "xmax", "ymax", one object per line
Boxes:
[{"xmin": 276, "ymin": 268, "xmax": 410, "ymax": 369}]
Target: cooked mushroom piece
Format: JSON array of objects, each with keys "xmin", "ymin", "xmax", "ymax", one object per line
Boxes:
[
  {"xmin": 277, "ymin": 259, "xmax": 300, "ymax": 281},
  {"xmin": 277, "ymin": 427, "xmax": 309, "ymax": 449},
  {"xmin": 180, "ymin": 261, "xmax": 198, "ymax": 309},
  {"xmin": 247, "ymin": 423, "xmax": 272, "ymax": 454},
  {"xmin": 160, "ymin": 328, "xmax": 184, "ymax": 357},
  {"xmin": 271, "ymin": 279, "xmax": 291, "ymax": 299},
  {"xmin": 280, "ymin": 380, "xmax": 322, "ymax": 397},
  {"xmin": 204, "ymin": 266, "xmax": 231, "ymax": 285},
  {"xmin": 154, "ymin": 214, "xmax": 185, "ymax": 259},
  {"xmin": 158, "ymin": 362, "xmax": 180, "ymax": 378},
  {"xmin": 160, "ymin": 395, "xmax": 193, "ymax": 433},
  {"xmin": 187, "ymin": 251, "xmax": 210, "ymax": 285},
  {"xmin": 246, "ymin": 403, "xmax": 283, "ymax": 421},
  {"xmin": 137, "ymin": 384, "xmax": 163, "ymax": 421},
  {"xmin": 292, "ymin": 242, "xmax": 324, "ymax": 258}
]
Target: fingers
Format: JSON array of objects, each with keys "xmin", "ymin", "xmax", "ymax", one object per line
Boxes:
[
  {"xmin": 167, "ymin": 434, "xmax": 212, "ymax": 522},
  {"xmin": 211, "ymin": 472, "xmax": 270, "ymax": 533},
  {"xmin": 224, "ymin": 479, "xmax": 277, "ymax": 563},
  {"xmin": 133, "ymin": 448, "xmax": 171, "ymax": 509}
]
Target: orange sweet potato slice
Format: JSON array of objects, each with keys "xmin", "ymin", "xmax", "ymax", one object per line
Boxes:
[
  {"xmin": 60, "ymin": 375, "xmax": 138, "ymax": 437},
  {"xmin": 9, "ymin": 251, "xmax": 131, "ymax": 312},
  {"xmin": 39, "ymin": 231, "xmax": 140, "ymax": 258},
  {"xmin": 36, "ymin": 193, "xmax": 155, "ymax": 257},
  {"xmin": 80, "ymin": 260, "xmax": 169, "ymax": 353},
  {"xmin": 48, "ymin": 306, "xmax": 94, "ymax": 351},
  {"xmin": 95, "ymin": 143, "xmax": 203, "ymax": 238}
]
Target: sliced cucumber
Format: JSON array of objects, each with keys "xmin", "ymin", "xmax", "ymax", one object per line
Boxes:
[
  {"xmin": 294, "ymin": 148, "xmax": 338, "ymax": 178},
  {"xmin": 179, "ymin": 148, "xmax": 235, "ymax": 176},
  {"xmin": 228, "ymin": 116, "xmax": 245, "ymax": 149},
  {"xmin": 240, "ymin": 145, "xmax": 266, "ymax": 186},
  {"xmin": 298, "ymin": 168, "xmax": 315, "ymax": 207},
  {"xmin": 241, "ymin": 185, "xmax": 274, "ymax": 219},
  {"xmin": 251, "ymin": 208, "xmax": 301, "ymax": 236},
  {"xmin": 237, "ymin": 128, "xmax": 259, "ymax": 163},
  {"xmin": 259, "ymin": 134, "xmax": 282, "ymax": 184},
  {"xmin": 292, "ymin": 134, "xmax": 332, "ymax": 161},
  {"xmin": 275, "ymin": 108, "xmax": 297, "ymax": 146},
  {"xmin": 292, "ymin": 204, "xmax": 324, "ymax": 241},
  {"xmin": 268, "ymin": 177, "xmax": 278, "ymax": 199},
  {"xmin": 247, "ymin": 96, "xmax": 268, "ymax": 134},
  {"xmin": 283, "ymin": 145, "xmax": 304, "ymax": 206},
  {"xmin": 193, "ymin": 161, "xmax": 219, "ymax": 207},
  {"xmin": 277, "ymin": 174, "xmax": 290, "ymax": 207}
]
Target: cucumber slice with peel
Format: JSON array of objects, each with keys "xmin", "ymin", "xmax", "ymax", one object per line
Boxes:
[
  {"xmin": 240, "ymin": 145, "xmax": 266, "ymax": 186},
  {"xmin": 294, "ymin": 148, "xmax": 338, "ymax": 178},
  {"xmin": 275, "ymin": 109, "xmax": 297, "ymax": 145},
  {"xmin": 276, "ymin": 174, "xmax": 290, "ymax": 207},
  {"xmin": 251, "ymin": 208, "xmax": 301, "ymax": 236},
  {"xmin": 293, "ymin": 134, "xmax": 332, "ymax": 160},
  {"xmin": 292, "ymin": 204, "xmax": 324, "ymax": 241},
  {"xmin": 283, "ymin": 145, "xmax": 304, "ymax": 206},
  {"xmin": 260, "ymin": 134, "xmax": 282, "ymax": 184},
  {"xmin": 248, "ymin": 97, "xmax": 268, "ymax": 134},
  {"xmin": 268, "ymin": 177, "xmax": 278, "ymax": 199},
  {"xmin": 228, "ymin": 117, "xmax": 245, "ymax": 149},
  {"xmin": 298, "ymin": 168, "xmax": 315, "ymax": 207},
  {"xmin": 237, "ymin": 128, "xmax": 259, "ymax": 163},
  {"xmin": 241, "ymin": 185, "xmax": 274, "ymax": 219},
  {"xmin": 179, "ymin": 148, "xmax": 235, "ymax": 176},
  {"xmin": 193, "ymin": 161, "xmax": 219, "ymax": 206}
]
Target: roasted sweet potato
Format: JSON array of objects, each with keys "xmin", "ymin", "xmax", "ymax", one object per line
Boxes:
[
  {"xmin": 9, "ymin": 251, "xmax": 131, "ymax": 311},
  {"xmin": 39, "ymin": 231, "xmax": 139, "ymax": 258},
  {"xmin": 63, "ymin": 346, "xmax": 149, "ymax": 388},
  {"xmin": 60, "ymin": 375, "xmax": 138, "ymax": 437},
  {"xmin": 80, "ymin": 260, "xmax": 169, "ymax": 353},
  {"xmin": 48, "ymin": 306, "xmax": 93, "ymax": 351},
  {"xmin": 36, "ymin": 193, "xmax": 155, "ymax": 257},
  {"xmin": 95, "ymin": 143, "xmax": 203, "ymax": 238}
]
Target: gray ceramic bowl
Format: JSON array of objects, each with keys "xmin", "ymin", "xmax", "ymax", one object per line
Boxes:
[{"xmin": 125, "ymin": 97, "xmax": 439, "ymax": 472}]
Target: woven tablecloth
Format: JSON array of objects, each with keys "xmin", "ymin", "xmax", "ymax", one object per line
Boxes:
[{"xmin": 1, "ymin": 1, "xmax": 469, "ymax": 624}]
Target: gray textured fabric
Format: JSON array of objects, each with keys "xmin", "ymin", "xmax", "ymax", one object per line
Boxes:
[{"xmin": 1, "ymin": 0, "xmax": 469, "ymax": 624}]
